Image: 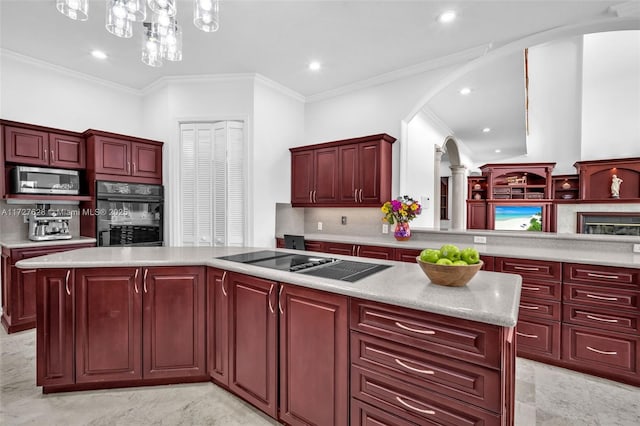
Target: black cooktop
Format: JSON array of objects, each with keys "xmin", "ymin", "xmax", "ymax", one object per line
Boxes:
[{"xmin": 216, "ymin": 250, "xmax": 390, "ymax": 282}]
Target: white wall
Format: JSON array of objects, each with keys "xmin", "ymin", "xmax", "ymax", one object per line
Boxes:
[
  {"xmin": 0, "ymin": 51, "xmax": 143, "ymax": 136},
  {"xmin": 581, "ymin": 31, "xmax": 640, "ymax": 160}
]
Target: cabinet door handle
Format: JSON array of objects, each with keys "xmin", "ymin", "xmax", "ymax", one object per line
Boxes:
[
  {"xmin": 313, "ymin": 190, "xmax": 317, "ymax": 203},
  {"xmin": 357, "ymin": 245, "xmax": 361, "ymax": 256},
  {"xmin": 522, "ymin": 286, "xmax": 541, "ymax": 291},
  {"xmin": 133, "ymin": 162, "xmax": 136, "ymax": 174},
  {"xmin": 309, "ymin": 191, "xmax": 313, "ymax": 203},
  {"xmin": 587, "ymin": 272, "xmax": 619, "ymax": 280},
  {"xmin": 516, "ymin": 331, "xmax": 538, "ymax": 339},
  {"xmin": 352, "ymin": 245, "xmax": 356, "ymax": 256},
  {"xmin": 51, "ymin": 150, "xmax": 55, "ymax": 161},
  {"xmin": 65, "ymin": 270, "xmax": 71, "ymax": 296},
  {"xmin": 354, "ymin": 189, "xmax": 358, "ymax": 202},
  {"xmin": 586, "ymin": 315, "xmax": 618, "ymax": 323},
  {"xmin": 278, "ymin": 285, "xmax": 284, "ymax": 314},
  {"xmin": 519, "ymin": 304, "xmax": 540, "ymax": 310},
  {"xmin": 128, "ymin": 161, "xmax": 131, "ymax": 174},
  {"xmin": 44, "ymin": 148, "xmax": 48, "ymax": 162},
  {"xmin": 395, "ymin": 396, "xmax": 435, "ymax": 415},
  {"xmin": 586, "ymin": 294, "xmax": 618, "ymax": 301},
  {"xmin": 514, "ymin": 266, "xmax": 540, "ymax": 271},
  {"xmin": 143, "ymin": 268, "xmax": 148, "ymax": 293},
  {"xmin": 221, "ymin": 271, "xmax": 228, "ymax": 297},
  {"xmin": 394, "ymin": 321, "xmax": 436, "ymax": 335},
  {"xmin": 586, "ymin": 346, "xmax": 617, "ymax": 356},
  {"xmin": 359, "ymin": 188, "xmax": 363, "ymax": 203},
  {"xmin": 268, "ymin": 284, "xmax": 275, "ymax": 314},
  {"xmin": 134, "ymin": 269, "xmax": 139, "ymax": 293},
  {"xmin": 394, "ymin": 358, "xmax": 435, "ymax": 375}
]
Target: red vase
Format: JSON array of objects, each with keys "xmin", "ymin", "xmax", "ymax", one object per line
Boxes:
[{"xmin": 394, "ymin": 222, "xmax": 411, "ymax": 241}]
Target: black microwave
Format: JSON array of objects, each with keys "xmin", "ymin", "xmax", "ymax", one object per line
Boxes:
[{"xmin": 11, "ymin": 166, "xmax": 80, "ymax": 195}]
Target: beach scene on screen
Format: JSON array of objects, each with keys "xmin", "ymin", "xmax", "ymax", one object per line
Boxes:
[{"xmin": 495, "ymin": 206, "xmax": 543, "ymax": 231}]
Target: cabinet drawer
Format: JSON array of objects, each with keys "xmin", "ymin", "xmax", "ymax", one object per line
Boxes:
[
  {"xmin": 518, "ymin": 297, "xmax": 561, "ymax": 321},
  {"xmin": 515, "ymin": 319, "xmax": 560, "ymax": 360},
  {"xmin": 305, "ymin": 240, "xmax": 324, "ymax": 252},
  {"xmin": 495, "ymin": 257, "xmax": 561, "ymax": 282},
  {"xmin": 11, "ymin": 243, "xmax": 94, "ymax": 263},
  {"xmin": 394, "ymin": 248, "xmax": 421, "ymax": 264},
  {"xmin": 563, "ymin": 303, "xmax": 639, "ymax": 335},
  {"xmin": 352, "ymin": 365, "xmax": 501, "ymax": 426},
  {"xmin": 563, "ymin": 284, "xmax": 639, "ymax": 312},
  {"xmin": 564, "ymin": 263, "xmax": 640, "ymax": 290},
  {"xmin": 351, "ymin": 399, "xmax": 418, "ymax": 426},
  {"xmin": 351, "ymin": 300, "xmax": 501, "ymax": 369},
  {"xmin": 518, "ymin": 278, "xmax": 561, "ymax": 301},
  {"xmin": 562, "ymin": 325, "xmax": 639, "ymax": 376},
  {"xmin": 350, "ymin": 332, "xmax": 501, "ymax": 412}
]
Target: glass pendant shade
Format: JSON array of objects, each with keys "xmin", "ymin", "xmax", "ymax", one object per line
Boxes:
[
  {"xmin": 56, "ymin": 0, "xmax": 88, "ymax": 21},
  {"xmin": 125, "ymin": 0, "xmax": 146, "ymax": 22},
  {"xmin": 147, "ymin": 0, "xmax": 176, "ymax": 17},
  {"xmin": 142, "ymin": 23, "xmax": 163, "ymax": 67},
  {"xmin": 163, "ymin": 23, "xmax": 183, "ymax": 61},
  {"xmin": 106, "ymin": 0, "xmax": 133, "ymax": 38},
  {"xmin": 194, "ymin": 0, "xmax": 219, "ymax": 32}
]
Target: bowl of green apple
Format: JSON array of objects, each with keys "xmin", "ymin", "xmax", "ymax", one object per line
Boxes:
[{"xmin": 416, "ymin": 244, "xmax": 483, "ymax": 287}]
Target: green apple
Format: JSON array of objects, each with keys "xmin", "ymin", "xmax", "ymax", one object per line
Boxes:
[
  {"xmin": 452, "ymin": 260, "xmax": 468, "ymax": 266},
  {"xmin": 460, "ymin": 247, "xmax": 480, "ymax": 264},
  {"xmin": 435, "ymin": 258, "xmax": 453, "ymax": 265},
  {"xmin": 439, "ymin": 244, "xmax": 461, "ymax": 262},
  {"xmin": 419, "ymin": 248, "xmax": 440, "ymax": 263}
]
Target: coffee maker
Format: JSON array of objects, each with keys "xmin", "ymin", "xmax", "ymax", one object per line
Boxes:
[{"xmin": 28, "ymin": 204, "xmax": 72, "ymax": 241}]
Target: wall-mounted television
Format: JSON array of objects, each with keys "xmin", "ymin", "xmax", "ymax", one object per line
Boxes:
[{"xmin": 494, "ymin": 205, "xmax": 543, "ymax": 231}]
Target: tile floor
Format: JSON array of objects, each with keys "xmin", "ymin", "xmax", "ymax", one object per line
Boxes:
[{"xmin": 1, "ymin": 328, "xmax": 639, "ymax": 425}]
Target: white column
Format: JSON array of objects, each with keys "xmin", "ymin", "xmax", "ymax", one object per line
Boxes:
[
  {"xmin": 433, "ymin": 147, "xmax": 444, "ymax": 230},
  {"xmin": 450, "ymin": 165, "xmax": 467, "ymax": 230}
]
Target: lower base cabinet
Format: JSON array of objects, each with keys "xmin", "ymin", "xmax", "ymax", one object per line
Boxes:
[{"xmin": 37, "ymin": 266, "xmax": 206, "ymax": 392}]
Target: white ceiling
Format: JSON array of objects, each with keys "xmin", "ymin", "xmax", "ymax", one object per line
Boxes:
[{"xmin": 0, "ymin": 0, "xmax": 632, "ymax": 163}]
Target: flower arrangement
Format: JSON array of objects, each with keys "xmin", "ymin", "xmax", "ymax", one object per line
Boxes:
[{"xmin": 381, "ymin": 195, "xmax": 422, "ymax": 224}]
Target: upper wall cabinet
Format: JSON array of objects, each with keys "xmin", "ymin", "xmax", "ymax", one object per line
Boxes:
[
  {"xmin": 574, "ymin": 157, "xmax": 640, "ymax": 202},
  {"xmin": 4, "ymin": 124, "xmax": 85, "ymax": 169},
  {"xmin": 85, "ymin": 130, "xmax": 163, "ymax": 184},
  {"xmin": 290, "ymin": 134, "xmax": 395, "ymax": 207}
]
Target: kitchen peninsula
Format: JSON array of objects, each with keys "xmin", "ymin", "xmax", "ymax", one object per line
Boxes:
[{"xmin": 18, "ymin": 246, "xmax": 521, "ymax": 426}]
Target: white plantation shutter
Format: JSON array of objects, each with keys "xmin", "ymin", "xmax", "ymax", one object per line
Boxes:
[{"xmin": 180, "ymin": 121, "xmax": 245, "ymax": 247}]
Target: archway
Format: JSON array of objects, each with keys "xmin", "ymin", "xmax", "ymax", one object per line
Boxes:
[{"xmin": 436, "ymin": 136, "xmax": 466, "ymax": 230}]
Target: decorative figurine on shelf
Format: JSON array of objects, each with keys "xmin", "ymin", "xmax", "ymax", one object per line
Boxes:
[{"xmin": 611, "ymin": 174, "xmax": 623, "ymax": 198}]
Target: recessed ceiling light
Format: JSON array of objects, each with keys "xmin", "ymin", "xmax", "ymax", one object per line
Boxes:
[
  {"xmin": 482, "ymin": 127, "xmax": 491, "ymax": 133},
  {"xmin": 91, "ymin": 50, "xmax": 108, "ymax": 60},
  {"xmin": 459, "ymin": 87, "xmax": 471, "ymax": 95},
  {"xmin": 437, "ymin": 11, "xmax": 456, "ymax": 23},
  {"xmin": 495, "ymin": 149, "xmax": 502, "ymax": 153},
  {"xmin": 309, "ymin": 61, "xmax": 321, "ymax": 71}
]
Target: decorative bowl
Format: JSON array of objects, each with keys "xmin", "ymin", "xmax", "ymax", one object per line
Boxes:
[
  {"xmin": 416, "ymin": 258, "xmax": 484, "ymax": 287},
  {"xmin": 562, "ymin": 194, "xmax": 574, "ymax": 199}
]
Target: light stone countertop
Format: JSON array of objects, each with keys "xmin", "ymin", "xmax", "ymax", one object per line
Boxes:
[
  {"xmin": 15, "ymin": 246, "xmax": 522, "ymax": 328},
  {"xmin": 296, "ymin": 233, "xmax": 640, "ymax": 269},
  {"xmin": 0, "ymin": 236, "xmax": 97, "ymax": 249}
]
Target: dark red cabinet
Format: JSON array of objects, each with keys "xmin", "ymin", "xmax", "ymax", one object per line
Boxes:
[
  {"xmin": 131, "ymin": 142, "xmax": 162, "ymax": 180},
  {"xmin": 290, "ymin": 147, "xmax": 339, "ymax": 205},
  {"xmin": 36, "ymin": 269, "xmax": 74, "ymax": 387},
  {"xmin": 207, "ymin": 268, "xmax": 229, "ymax": 386},
  {"xmin": 91, "ymin": 135, "xmax": 130, "ymax": 176},
  {"xmin": 75, "ymin": 267, "xmax": 142, "ymax": 384},
  {"xmin": 1, "ymin": 243, "xmax": 94, "ymax": 334},
  {"xmin": 279, "ymin": 284, "xmax": 348, "ymax": 426},
  {"xmin": 4, "ymin": 126, "xmax": 85, "ymax": 169},
  {"xmin": 228, "ymin": 273, "xmax": 278, "ymax": 418}
]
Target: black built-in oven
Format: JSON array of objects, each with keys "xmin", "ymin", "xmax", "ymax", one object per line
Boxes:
[{"xmin": 96, "ymin": 181, "xmax": 163, "ymax": 247}]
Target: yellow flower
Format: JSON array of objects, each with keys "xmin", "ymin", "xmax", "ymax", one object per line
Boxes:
[{"xmin": 410, "ymin": 204, "xmax": 418, "ymax": 211}]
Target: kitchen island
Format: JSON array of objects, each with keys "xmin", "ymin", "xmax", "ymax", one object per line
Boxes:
[{"xmin": 18, "ymin": 246, "xmax": 522, "ymax": 426}]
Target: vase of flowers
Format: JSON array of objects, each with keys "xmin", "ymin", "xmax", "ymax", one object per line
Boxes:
[{"xmin": 381, "ymin": 195, "xmax": 422, "ymax": 241}]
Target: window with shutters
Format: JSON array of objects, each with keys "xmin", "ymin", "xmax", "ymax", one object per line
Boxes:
[{"xmin": 180, "ymin": 121, "xmax": 246, "ymax": 246}]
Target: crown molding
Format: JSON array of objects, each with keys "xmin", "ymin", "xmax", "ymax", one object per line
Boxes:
[
  {"xmin": 608, "ymin": 1, "xmax": 640, "ymax": 17},
  {"xmin": 0, "ymin": 48, "xmax": 142, "ymax": 96},
  {"xmin": 306, "ymin": 43, "xmax": 490, "ymax": 103},
  {"xmin": 254, "ymin": 74, "xmax": 306, "ymax": 103},
  {"xmin": 419, "ymin": 105, "xmax": 454, "ymax": 137}
]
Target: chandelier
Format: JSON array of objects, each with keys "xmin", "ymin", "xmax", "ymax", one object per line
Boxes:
[{"xmin": 55, "ymin": 0, "xmax": 220, "ymax": 67}]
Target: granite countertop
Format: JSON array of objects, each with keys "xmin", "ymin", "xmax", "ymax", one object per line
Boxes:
[
  {"xmin": 15, "ymin": 246, "xmax": 522, "ymax": 328},
  {"xmin": 0, "ymin": 236, "xmax": 97, "ymax": 249},
  {"xmin": 294, "ymin": 233, "xmax": 640, "ymax": 269}
]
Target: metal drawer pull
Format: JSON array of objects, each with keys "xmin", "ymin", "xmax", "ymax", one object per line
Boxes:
[
  {"xmin": 514, "ymin": 266, "xmax": 540, "ymax": 271},
  {"xmin": 268, "ymin": 284, "xmax": 275, "ymax": 314},
  {"xmin": 586, "ymin": 346, "xmax": 617, "ymax": 356},
  {"xmin": 516, "ymin": 332, "xmax": 538, "ymax": 338},
  {"xmin": 65, "ymin": 270, "xmax": 71, "ymax": 296},
  {"xmin": 522, "ymin": 286, "xmax": 540, "ymax": 291},
  {"xmin": 354, "ymin": 189, "xmax": 358, "ymax": 202},
  {"xmin": 51, "ymin": 150, "xmax": 55, "ymax": 161},
  {"xmin": 395, "ymin": 358, "xmax": 435, "ymax": 375},
  {"xmin": 278, "ymin": 286, "xmax": 284, "ymax": 314},
  {"xmin": 520, "ymin": 304, "xmax": 540, "ymax": 310},
  {"xmin": 143, "ymin": 269, "xmax": 149, "ymax": 293},
  {"xmin": 586, "ymin": 315, "xmax": 618, "ymax": 323},
  {"xmin": 395, "ymin": 321, "xmax": 436, "ymax": 335},
  {"xmin": 221, "ymin": 271, "xmax": 228, "ymax": 297},
  {"xmin": 134, "ymin": 269, "xmax": 139, "ymax": 294},
  {"xmin": 587, "ymin": 272, "xmax": 619, "ymax": 280},
  {"xmin": 395, "ymin": 397, "xmax": 435, "ymax": 415},
  {"xmin": 586, "ymin": 294, "xmax": 618, "ymax": 301}
]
